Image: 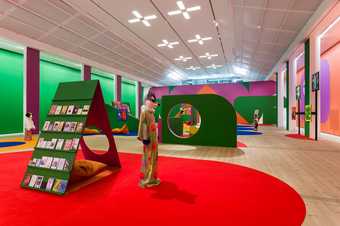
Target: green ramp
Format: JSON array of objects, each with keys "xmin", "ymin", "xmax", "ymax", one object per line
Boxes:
[
  {"xmin": 105, "ymin": 104, "xmax": 139, "ymax": 132},
  {"xmin": 161, "ymin": 94, "xmax": 237, "ymax": 147}
]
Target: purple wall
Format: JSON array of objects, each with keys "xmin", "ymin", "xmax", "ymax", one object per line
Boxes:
[
  {"xmin": 116, "ymin": 75, "xmax": 122, "ymax": 101},
  {"xmin": 83, "ymin": 65, "xmax": 91, "ymax": 80},
  {"xmin": 150, "ymin": 81, "xmax": 276, "ymax": 104},
  {"xmin": 26, "ymin": 47, "xmax": 40, "ymax": 134}
]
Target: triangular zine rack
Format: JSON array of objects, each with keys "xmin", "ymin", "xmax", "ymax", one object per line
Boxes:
[{"xmin": 21, "ymin": 80, "xmax": 121, "ymax": 195}]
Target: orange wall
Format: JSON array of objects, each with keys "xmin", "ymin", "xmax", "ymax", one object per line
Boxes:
[{"xmin": 320, "ymin": 43, "xmax": 340, "ymax": 136}]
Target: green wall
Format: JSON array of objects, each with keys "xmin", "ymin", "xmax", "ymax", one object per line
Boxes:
[
  {"xmin": 234, "ymin": 96, "xmax": 277, "ymax": 125},
  {"xmin": 91, "ymin": 73, "xmax": 115, "ymax": 105},
  {"xmin": 122, "ymin": 80, "xmax": 136, "ymax": 117},
  {"xmin": 0, "ymin": 49, "xmax": 23, "ymax": 134},
  {"xmin": 162, "ymin": 94, "xmax": 237, "ymax": 147},
  {"xmin": 40, "ymin": 60, "xmax": 81, "ymax": 127}
]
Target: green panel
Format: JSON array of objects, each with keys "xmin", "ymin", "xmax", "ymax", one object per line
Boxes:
[
  {"xmin": 122, "ymin": 81, "xmax": 136, "ymax": 117},
  {"xmin": 234, "ymin": 96, "xmax": 277, "ymax": 125},
  {"xmin": 161, "ymin": 94, "xmax": 237, "ymax": 147},
  {"xmin": 286, "ymin": 61, "xmax": 290, "ymax": 130},
  {"xmin": 0, "ymin": 49, "xmax": 23, "ymax": 134},
  {"xmin": 91, "ymin": 73, "xmax": 114, "ymax": 105},
  {"xmin": 40, "ymin": 60, "xmax": 81, "ymax": 127},
  {"xmin": 304, "ymin": 39, "xmax": 310, "ymax": 137},
  {"xmin": 105, "ymin": 104, "xmax": 139, "ymax": 131}
]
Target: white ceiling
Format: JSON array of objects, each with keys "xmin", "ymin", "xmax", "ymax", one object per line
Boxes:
[{"xmin": 0, "ymin": 0, "xmax": 323, "ymax": 84}]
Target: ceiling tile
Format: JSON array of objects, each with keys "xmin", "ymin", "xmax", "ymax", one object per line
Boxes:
[
  {"xmin": 282, "ymin": 12, "xmax": 311, "ymax": 31},
  {"xmin": 263, "ymin": 10, "xmax": 286, "ymax": 29},
  {"xmin": 291, "ymin": 0, "xmax": 323, "ymax": 11}
]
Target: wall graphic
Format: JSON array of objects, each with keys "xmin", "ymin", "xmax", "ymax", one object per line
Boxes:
[
  {"xmin": 151, "ymin": 81, "xmax": 277, "ymax": 125},
  {"xmin": 296, "ymin": 43, "xmax": 339, "ymax": 136}
]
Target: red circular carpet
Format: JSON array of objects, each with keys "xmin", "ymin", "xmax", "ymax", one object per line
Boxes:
[
  {"xmin": 285, "ymin": 134, "xmax": 315, "ymax": 141},
  {"xmin": 0, "ymin": 152, "xmax": 305, "ymax": 226}
]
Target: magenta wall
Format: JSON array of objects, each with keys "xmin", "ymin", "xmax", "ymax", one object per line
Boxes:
[{"xmin": 150, "ymin": 81, "xmax": 276, "ymax": 104}]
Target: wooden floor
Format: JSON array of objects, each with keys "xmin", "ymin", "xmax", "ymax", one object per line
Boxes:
[
  {"xmin": 2, "ymin": 126, "xmax": 340, "ymax": 225},
  {"xmin": 84, "ymin": 126, "xmax": 340, "ymax": 226}
]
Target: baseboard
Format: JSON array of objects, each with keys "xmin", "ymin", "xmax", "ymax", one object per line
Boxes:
[
  {"xmin": 320, "ymin": 132, "xmax": 340, "ymax": 143},
  {"xmin": 0, "ymin": 133, "xmax": 24, "ymax": 137}
]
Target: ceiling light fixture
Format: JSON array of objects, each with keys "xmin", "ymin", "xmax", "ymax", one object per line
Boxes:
[
  {"xmin": 186, "ymin": 66, "xmax": 200, "ymax": 71},
  {"xmin": 199, "ymin": 52, "xmax": 218, "ymax": 60},
  {"xmin": 174, "ymin": 56, "xmax": 192, "ymax": 62},
  {"xmin": 168, "ymin": 72, "xmax": 182, "ymax": 81},
  {"xmin": 188, "ymin": 34, "xmax": 212, "ymax": 45},
  {"xmin": 206, "ymin": 64, "xmax": 222, "ymax": 69},
  {"xmin": 128, "ymin": 10, "xmax": 157, "ymax": 27},
  {"xmin": 213, "ymin": 20, "xmax": 219, "ymax": 27},
  {"xmin": 168, "ymin": 1, "xmax": 201, "ymax": 20},
  {"xmin": 233, "ymin": 65, "xmax": 249, "ymax": 75},
  {"xmin": 158, "ymin": 39, "xmax": 179, "ymax": 49}
]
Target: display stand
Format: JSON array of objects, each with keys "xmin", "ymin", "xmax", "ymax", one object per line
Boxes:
[{"xmin": 21, "ymin": 80, "xmax": 120, "ymax": 195}]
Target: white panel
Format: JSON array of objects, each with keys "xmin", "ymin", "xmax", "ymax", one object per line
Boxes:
[
  {"xmin": 0, "ymin": 17, "xmax": 43, "ymax": 39},
  {"xmin": 47, "ymin": 0, "xmax": 77, "ymax": 15},
  {"xmin": 261, "ymin": 30, "xmax": 279, "ymax": 43},
  {"xmin": 10, "ymin": 7, "xmax": 56, "ymax": 31},
  {"xmin": 22, "ymin": 0, "xmax": 71, "ymax": 24},
  {"xmin": 291, "ymin": 0, "xmax": 323, "ymax": 11},
  {"xmin": 282, "ymin": 12, "xmax": 312, "ymax": 31},
  {"xmin": 263, "ymin": 10, "xmax": 286, "ymax": 29},
  {"xmin": 0, "ymin": 0, "xmax": 14, "ymax": 12},
  {"xmin": 64, "ymin": 16, "xmax": 99, "ymax": 37},
  {"xmin": 53, "ymin": 28, "xmax": 84, "ymax": 43},
  {"xmin": 267, "ymin": 0, "xmax": 291, "ymax": 9},
  {"xmin": 243, "ymin": 7, "xmax": 264, "ymax": 28}
]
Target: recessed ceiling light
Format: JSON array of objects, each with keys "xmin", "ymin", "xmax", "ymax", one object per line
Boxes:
[
  {"xmin": 168, "ymin": 72, "xmax": 182, "ymax": 81},
  {"xmin": 256, "ymin": 25, "xmax": 261, "ymax": 29},
  {"xmin": 186, "ymin": 66, "xmax": 200, "ymax": 71},
  {"xmin": 128, "ymin": 10, "xmax": 157, "ymax": 27},
  {"xmin": 206, "ymin": 64, "xmax": 223, "ymax": 69},
  {"xmin": 174, "ymin": 56, "xmax": 192, "ymax": 62},
  {"xmin": 233, "ymin": 65, "xmax": 249, "ymax": 75},
  {"xmin": 158, "ymin": 39, "xmax": 179, "ymax": 49},
  {"xmin": 188, "ymin": 35, "xmax": 212, "ymax": 45},
  {"xmin": 213, "ymin": 20, "xmax": 219, "ymax": 27},
  {"xmin": 168, "ymin": 1, "xmax": 201, "ymax": 20},
  {"xmin": 199, "ymin": 52, "xmax": 218, "ymax": 60}
]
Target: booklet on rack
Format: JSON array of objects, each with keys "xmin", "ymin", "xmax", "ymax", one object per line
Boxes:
[
  {"xmin": 55, "ymin": 139, "xmax": 64, "ymax": 150},
  {"xmin": 76, "ymin": 122, "xmax": 83, "ymax": 133},
  {"xmin": 66, "ymin": 105, "xmax": 74, "ymax": 115},
  {"xmin": 23, "ymin": 174, "xmax": 31, "ymax": 186},
  {"xmin": 63, "ymin": 139, "xmax": 73, "ymax": 151},
  {"xmin": 49, "ymin": 105, "xmax": 57, "ymax": 115},
  {"xmin": 46, "ymin": 177, "xmax": 55, "ymax": 191},
  {"xmin": 34, "ymin": 176, "xmax": 44, "ymax": 189},
  {"xmin": 52, "ymin": 121, "xmax": 60, "ymax": 131},
  {"xmin": 72, "ymin": 138, "xmax": 80, "ymax": 150},
  {"xmin": 55, "ymin": 105, "xmax": 62, "ymax": 115},
  {"xmin": 82, "ymin": 105, "xmax": 90, "ymax": 115},
  {"xmin": 43, "ymin": 121, "xmax": 50, "ymax": 131},
  {"xmin": 61, "ymin": 105, "xmax": 68, "ymax": 115},
  {"xmin": 28, "ymin": 175, "xmax": 37, "ymax": 188}
]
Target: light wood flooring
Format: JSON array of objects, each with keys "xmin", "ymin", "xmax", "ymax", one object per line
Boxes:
[
  {"xmin": 83, "ymin": 126, "xmax": 340, "ymax": 226},
  {"xmin": 1, "ymin": 126, "xmax": 340, "ymax": 225}
]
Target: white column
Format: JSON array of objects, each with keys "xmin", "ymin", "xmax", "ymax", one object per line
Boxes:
[
  {"xmin": 309, "ymin": 35, "xmax": 321, "ymax": 139},
  {"xmin": 289, "ymin": 56, "xmax": 297, "ymax": 132},
  {"xmin": 277, "ymin": 68, "xmax": 285, "ymax": 129}
]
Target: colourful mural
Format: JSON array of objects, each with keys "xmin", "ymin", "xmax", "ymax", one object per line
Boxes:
[
  {"xmin": 150, "ymin": 81, "xmax": 277, "ymax": 125},
  {"xmin": 296, "ymin": 43, "xmax": 339, "ymax": 136}
]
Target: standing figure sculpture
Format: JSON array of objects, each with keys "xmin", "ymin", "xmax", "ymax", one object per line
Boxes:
[{"xmin": 137, "ymin": 93, "xmax": 160, "ymax": 188}]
